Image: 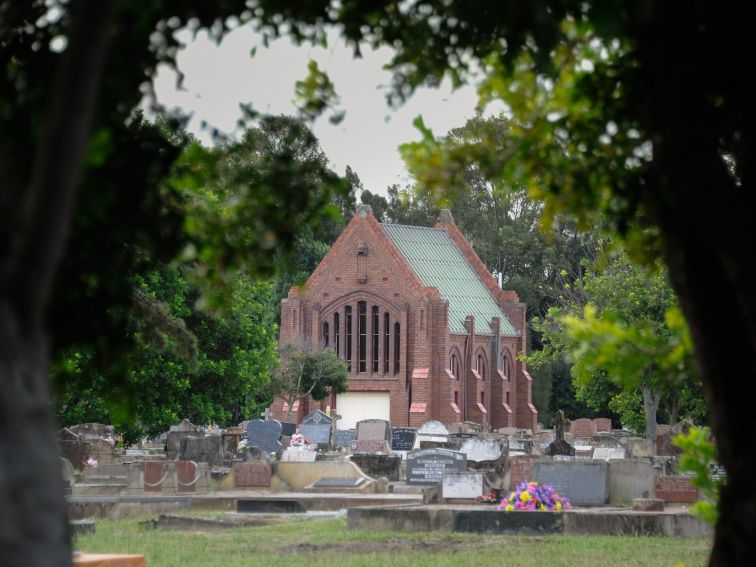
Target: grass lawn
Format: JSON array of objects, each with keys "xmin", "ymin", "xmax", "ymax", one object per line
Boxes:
[{"xmin": 75, "ymin": 515, "xmax": 711, "ymax": 567}]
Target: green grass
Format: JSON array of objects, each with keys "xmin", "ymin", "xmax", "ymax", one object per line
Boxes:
[{"xmin": 75, "ymin": 516, "xmax": 711, "ymax": 567}]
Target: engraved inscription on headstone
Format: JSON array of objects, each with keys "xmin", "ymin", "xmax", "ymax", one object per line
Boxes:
[
  {"xmin": 246, "ymin": 420, "xmax": 283, "ymax": 454},
  {"xmin": 391, "ymin": 428, "xmax": 417, "ymax": 451},
  {"xmin": 300, "ymin": 410, "xmax": 332, "ymax": 446},
  {"xmin": 406, "ymin": 448, "xmax": 466, "ymax": 485}
]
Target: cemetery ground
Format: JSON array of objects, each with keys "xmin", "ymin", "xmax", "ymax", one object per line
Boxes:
[{"xmin": 74, "ymin": 514, "xmax": 711, "ymax": 567}]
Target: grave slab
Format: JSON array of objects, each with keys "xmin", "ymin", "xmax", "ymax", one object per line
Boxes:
[{"xmin": 533, "ymin": 460, "xmax": 608, "ymax": 506}]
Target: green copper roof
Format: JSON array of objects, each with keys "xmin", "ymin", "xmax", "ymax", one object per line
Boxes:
[{"xmin": 382, "ymin": 224, "xmax": 519, "ymax": 336}]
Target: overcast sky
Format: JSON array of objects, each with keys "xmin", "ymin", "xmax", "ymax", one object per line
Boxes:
[{"xmin": 149, "ymin": 25, "xmax": 489, "ymax": 196}]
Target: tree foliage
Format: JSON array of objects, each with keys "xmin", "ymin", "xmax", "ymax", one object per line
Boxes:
[
  {"xmin": 532, "ymin": 248, "xmax": 703, "ymax": 437},
  {"xmin": 271, "ymin": 343, "xmax": 348, "ymax": 421}
]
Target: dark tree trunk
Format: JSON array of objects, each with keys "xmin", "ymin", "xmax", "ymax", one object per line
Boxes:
[
  {"xmin": 634, "ymin": 5, "xmax": 756, "ymax": 565},
  {"xmin": 0, "ymin": 2, "xmax": 116, "ymax": 565},
  {"xmin": 0, "ymin": 304, "xmax": 71, "ymax": 565}
]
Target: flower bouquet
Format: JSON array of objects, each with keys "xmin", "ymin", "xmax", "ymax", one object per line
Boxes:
[
  {"xmin": 497, "ymin": 482, "xmax": 570, "ymax": 511},
  {"xmin": 476, "ymin": 490, "xmax": 501, "ymax": 504},
  {"xmin": 290, "ymin": 433, "xmax": 314, "ymax": 451}
]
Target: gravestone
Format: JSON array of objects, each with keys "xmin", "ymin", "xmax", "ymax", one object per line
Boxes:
[
  {"xmin": 69, "ymin": 423, "xmax": 115, "ymax": 440},
  {"xmin": 335, "ymin": 430, "xmax": 356, "ymax": 448},
  {"xmin": 61, "ymin": 457, "xmax": 74, "ymax": 496},
  {"xmin": 143, "ymin": 461, "xmax": 170, "ymax": 493},
  {"xmin": 280, "ymin": 422, "xmax": 297, "ymax": 437},
  {"xmin": 350, "ymin": 454, "xmax": 402, "ymax": 481},
  {"xmin": 246, "ymin": 420, "xmax": 283, "ymax": 454},
  {"xmin": 545, "ymin": 410, "xmax": 575, "ymax": 457},
  {"xmin": 594, "ymin": 418, "xmax": 613, "ymax": 433},
  {"xmin": 356, "ymin": 419, "xmax": 390, "ymax": 441},
  {"xmin": 571, "ymin": 418, "xmax": 595, "ymax": 438},
  {"xmin": 442, "ymin": 472, "xmax": 485, "ymax": 499},
  {"xmin": 234, "ymin": 462, "xmax": 272, "ymax": 487},
  {"xmin": 406, "ymin": 448, "xmax": 466, "ymax": 485},
  {"xmin": 460, "ymin": 439, "xmax": 504, "ymax": 462},
  {"xmin": 166, "ymin": 419, "xmax": 202, "ymax": 459},
  {"xmin": 391, "ymin": 428, "xmax": 417, "ymax": 451},
  {"xmin": 58, "ymin": 427, "xmax": 89, "ymax": 469},
  {"xmin": 533, "ymin": 460, "xmax": 609, "ymax": 505},
  {"xmin": 300, "ymin": 410, "xmax": 332, "ymax": 447},
  {"xmin": 176, "ymin": 461, "xmax": 197, "ymax": 493},
  {"xmin": 180, "ymin": 435, "xmax": 223, "ymax": 466},
  {"xmin": 593, "ymin": 447, "xmax": 626, "ymax": 461},
  {"xmin": 414, "ymin": 420, "xmax": 450, "ymax": 449}
]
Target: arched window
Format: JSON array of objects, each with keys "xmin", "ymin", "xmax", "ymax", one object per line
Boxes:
[
  {"xmin": 372, "ymin": 306, "xmax": 379, "ymax": 373},
  {"xmin": 322, "ymin": 321, "xmax": 329, "ymax": 348},
  {"xmin": 449, "ymin": 351, "xmax": 461, "ymax": 380},
  {"xmin": 345, "ymin": 306, "xmax": 352, "ymax": 372},
  {"xmin": 394, "ymin": 322, "xmax": 401, "ymax": 374},
  {"xmin": 334, "ymin": 312, "xmax": 340, "ymax": 357},
  {"xmin": 358, "ymin": 301, "xmax": 367, "ymax": 373},
  {"xmin": 384, "ymin": 312, "xmax": 390, "ymax": 373},
  {"xmin": 476, "ymin": 353, "xmax": 486, "ymax": 381}
]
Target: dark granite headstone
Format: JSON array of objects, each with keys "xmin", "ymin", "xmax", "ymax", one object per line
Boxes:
[
  {"xmin": 335, "ymin": 430, "xmax": 356, "ymax": 447},
  {"xmin": 406, "ymin": 448, "xmax": 467, "ymax": 485},
  {"xmin": 300, "ymin": 410, "xmax": 332, "ymax": 446},
  {"xmin": 180, "ymin": 435, "xmax": 223, "ymax": 465},
  {"xmin": 350, "ymin": 454, "xmax": 402, "ymax": 481},
  {"xmin": 246, "ymin": 420, "xmax": 283, "ymax": 454},
  {"xmin": 280, "ymin": 422, "xmax": 297, "ymax": 437},
  {"xmin": 533, "ymin": 460, "xmax": 608, "ymax": 505},
  {"xmin": 391, "ymin": 428, "xmax": 417, "ymax": 451}
]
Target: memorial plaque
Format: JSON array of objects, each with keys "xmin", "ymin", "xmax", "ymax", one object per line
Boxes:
[
  {"xmin": 391, "ymin": 428, "xmax": 417, "ymax": 451},
  {"xmin": 234, "ymin": 462, "xmax": 272, "ymax": 487},
  {"xmin": 351, "ymin": 439, "xmax": 389, "ymax": 453},
  {"xmin": 246, "ymin": 420, "xmax": 283, "ymax": 454},
  {"xmin": 143, "ymin": 461, "xmax": 168, "ymax": 493},
  {"xmin": 406, "ymin": 448, "xmax": 466, "ymax": 485},
  {"xmin": 533, "ymin": 460, "xmax": 608, "ymax": 505},
  {"xmin": 300, "ymin": 410, "xmax": 332, "ymax": 446},
  {"xmin": 335, "ymin": 430, "xmax": 356, "ymax": 447},
  {"xmin": 176, "ymin": 461, "xmax": 197, "ymax": 493},
  {"xmin": 442, "ymin": 472, "xmax": 485, "ymax": 499}
]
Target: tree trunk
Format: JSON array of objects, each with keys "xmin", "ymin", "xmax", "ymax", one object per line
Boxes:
[
  {"xmin": 636, "ymin": 5, "xmax": 756, "ymax": 564},
  {"xmin": 0, "ymin": 304, "xmax": 71, "ymax": 566},
  {"xmin": 640, "ymin": 386, "xmax": 660, "ymax": 441}
]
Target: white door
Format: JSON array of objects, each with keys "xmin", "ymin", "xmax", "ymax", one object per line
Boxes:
[{"xmin": 336, "ymin": 392, "xmax": 391, "ymax": 429}]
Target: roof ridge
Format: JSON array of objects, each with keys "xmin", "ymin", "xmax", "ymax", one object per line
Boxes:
[{"xmin": 381, "ymin": 223, "xmax": 443, "ymax": 231}]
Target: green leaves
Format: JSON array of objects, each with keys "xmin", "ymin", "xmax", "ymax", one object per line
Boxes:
[{"xmin": 673, "ymin": 426, "xmax": 722, "ymax": 525}]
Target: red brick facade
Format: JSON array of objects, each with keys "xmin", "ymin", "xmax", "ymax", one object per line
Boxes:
[{"xmin": 269, "ymin": 206, "xmax": 538, "ymax": 431}]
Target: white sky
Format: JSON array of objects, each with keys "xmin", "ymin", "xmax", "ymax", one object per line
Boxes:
[{"xmin": 149, "ymin": 26, "xmax": 489, "ymax": 196}]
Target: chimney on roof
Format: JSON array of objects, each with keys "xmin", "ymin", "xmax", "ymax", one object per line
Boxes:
[
  {"xmin": 355, "ymin": 204, "xmax": 373, "ymax": 218},
  {"xmin": 437, "ymin": 209, "xmax": 454, "ymax": 226}
]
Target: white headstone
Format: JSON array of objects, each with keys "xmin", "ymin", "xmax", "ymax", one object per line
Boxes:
[
  {"xmin": 593, "ymin": 447, "xmax": 627, "ymax": 461},
  {"xmin": 442, "ymin": 472, "xmax": 485, "ymax": 499},
  {"xmin": 460, "ymin": 439, "xmax": 503, "ymax": 462}
]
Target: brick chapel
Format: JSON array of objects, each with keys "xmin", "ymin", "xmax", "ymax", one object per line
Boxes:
[{"xmin": 268, "ymin": 204, "xmax": 538, "ymax": 431}]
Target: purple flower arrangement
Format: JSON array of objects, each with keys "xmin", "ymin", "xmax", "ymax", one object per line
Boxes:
[{"xmin": 497, "ymin": 482, "xmax": 571, "ymax": 511}]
